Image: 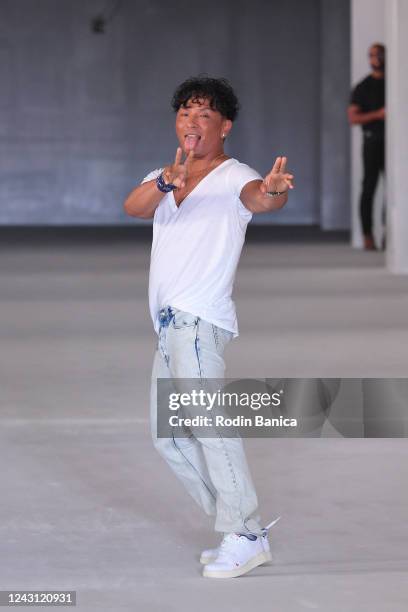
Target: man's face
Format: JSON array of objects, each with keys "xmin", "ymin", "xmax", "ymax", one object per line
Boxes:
[
  {"xmin": 369, "ymin": 45, "xmax": 385, "ymax": 71},
  {"xmin": 175, "ymin": 97, "xmax": 231, "ymax": 156}
]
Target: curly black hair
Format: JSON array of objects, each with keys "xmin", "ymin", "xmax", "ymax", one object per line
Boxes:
[{"xmin": 171, "ymin": 76, "xmax": 240, "ymax": 121}]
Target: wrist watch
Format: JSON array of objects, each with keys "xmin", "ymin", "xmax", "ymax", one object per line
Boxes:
[{"xmin": 156, "ymin": 172, "xmax": 177, "ymax": 193}]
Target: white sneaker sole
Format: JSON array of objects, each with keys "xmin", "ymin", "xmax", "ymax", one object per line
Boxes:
[
  {"xmin": 200, "ymin": 550, "xmax": 272, "ymax": 565},
  {"xmin": 200, "ymin": 553, "xmax": 216, "ymax": 565},
  {"xmin": 202, "ymin": 550, "xmax": 272, "ymax": 578}
]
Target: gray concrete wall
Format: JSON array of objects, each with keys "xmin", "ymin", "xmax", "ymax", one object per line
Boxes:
[
  {"xmin": 0, "ymin": 0, "xmax": 349, "ymax": 226},
  {"xmin": 320, "ymin": 0, "xmax": 351, "ymax": 230}
]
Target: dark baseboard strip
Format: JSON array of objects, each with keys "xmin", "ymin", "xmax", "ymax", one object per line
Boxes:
[
  {"xmin": 246, "ymin": 225, "xmax": 349, "ymax": 242},
  {"xmin": 0, "ymin": 224, "xmax": 349, "ymax": 246}
]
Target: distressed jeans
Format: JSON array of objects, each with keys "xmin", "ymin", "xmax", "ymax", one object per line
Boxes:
[{"xmin": 150, "ymin": 305, "xmax": 263, "ymax": 536}]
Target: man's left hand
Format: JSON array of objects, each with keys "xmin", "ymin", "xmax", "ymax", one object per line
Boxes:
[{"xmin": 260, "ymin": 156, "xmax": 294, "ymax": 195}]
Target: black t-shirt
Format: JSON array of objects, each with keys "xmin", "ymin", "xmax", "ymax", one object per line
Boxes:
[{"xmin": 350, "ymin": 75, "xmax": 385, "ymax": 137}]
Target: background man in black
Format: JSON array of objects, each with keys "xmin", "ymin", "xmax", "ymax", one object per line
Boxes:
[{"xmin": 348, "ymin": 43, "xmax": 385, "ymax": 250}]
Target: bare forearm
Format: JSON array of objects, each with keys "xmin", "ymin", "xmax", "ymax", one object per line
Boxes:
[
  {"xmin": 349, "ymin": 109, "xmax": 383, "ymax": 126},
  {"xmin": 250, "ymin": 191, "xmax": 288, "ymax": 213},
  {"xmin": 123, "ymin": 180, "xmax": 165, "ymax": 219}
]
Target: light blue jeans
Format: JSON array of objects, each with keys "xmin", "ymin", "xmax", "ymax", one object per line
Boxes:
[{"xmin": 150, "ymin": 305, "xmax": 263, "ymax": 536}]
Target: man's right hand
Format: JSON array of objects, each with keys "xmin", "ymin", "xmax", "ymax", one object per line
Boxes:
[
  {"xmin": 376, "ymin": 107, "xmax": 386, "ymax": 120},
  {"xmin": 123, "ymin": 147, "xmax": 194, "ymax": 219},
  {"xmin": 162, "ymin": 148, "xmax": 194, "ymax": 190}
]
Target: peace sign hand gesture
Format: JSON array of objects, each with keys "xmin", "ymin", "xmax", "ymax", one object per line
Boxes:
[
  {"xmin": 163, "ymin": 147, "xmax": 195, "ymax": 190},
  {"xmin": 260, "ymin": 156, "xmax": 294, "ymax": 195}
]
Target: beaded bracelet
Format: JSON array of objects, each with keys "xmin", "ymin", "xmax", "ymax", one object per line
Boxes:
[{"xmin": 266, "ymin": 190, "xmax": 286, "ymax": 197}]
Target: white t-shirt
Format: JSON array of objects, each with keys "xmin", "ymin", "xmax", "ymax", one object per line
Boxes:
[{"xmin": 141, "ymin": 158, "xmax": 262, "ymax": 337}]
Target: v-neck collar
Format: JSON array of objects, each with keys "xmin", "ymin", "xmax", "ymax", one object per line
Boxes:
[{"xmin": 170, "ymin": 158, "xmax": 235, "ymax": 211}]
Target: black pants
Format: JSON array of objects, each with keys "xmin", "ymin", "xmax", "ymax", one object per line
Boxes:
[{"xmin": 360, "ymin": 134, "xmax": 385, "ymax": 236}]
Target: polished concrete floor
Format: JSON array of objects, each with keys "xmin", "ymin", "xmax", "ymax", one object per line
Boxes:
[{"xmin": 1, "ymin": 230, "xmax": 408, "ymax": 611}]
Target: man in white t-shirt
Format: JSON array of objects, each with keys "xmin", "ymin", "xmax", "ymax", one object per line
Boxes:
[{"xmin": 124, "ymin": 76, "xmax": 294, "ymax": 578}]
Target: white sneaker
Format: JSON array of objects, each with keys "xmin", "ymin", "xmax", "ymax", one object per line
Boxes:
[
  {"xmin": 200, "ymin": 543, "xmax": 224, "ymax": 565},
  {"xmin": 200, "ymin": 516, "xmax": 281, "ymax": 565},
  {"xmin": 202, "ymin": 517, "xmax": 281, "ymax": 579}
]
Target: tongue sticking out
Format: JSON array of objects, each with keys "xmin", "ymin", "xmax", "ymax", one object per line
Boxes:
[{"xmin": 185, "ymin": 135, "xmax": 200, "ymax": 151}]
